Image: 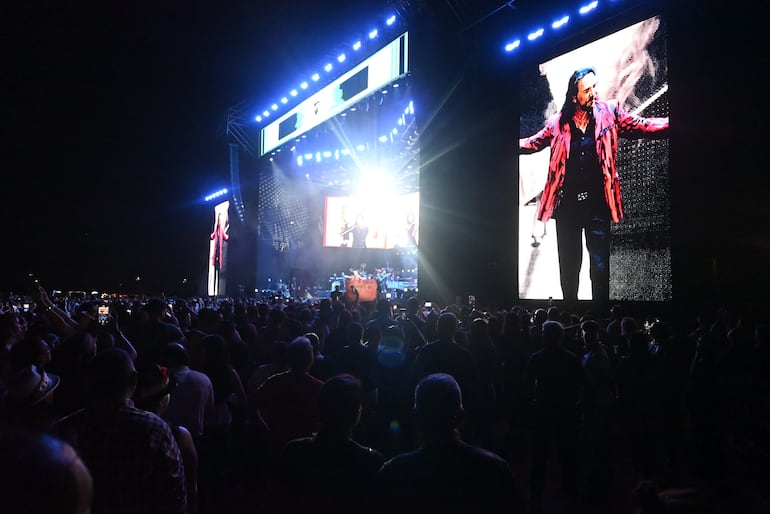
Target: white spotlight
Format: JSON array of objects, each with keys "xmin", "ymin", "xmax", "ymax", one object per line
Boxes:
[
  {"xmin": 528, "ymin": 28, "xmax": 544, "ymax": 41},
  {"xmin": 579, "ymin": 1, "xmax": 599, "ymax": 15},
  {"xmin": 552, "ymin": 15, "xmax": 569, "ymax": 29},
  {"xmin": 505, "ymin": 40, "xmax": 520, "ymax": 52}
]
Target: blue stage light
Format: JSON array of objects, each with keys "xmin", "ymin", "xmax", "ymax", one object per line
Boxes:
[
  {"xmin": 369, "ymin": 29, "xmax": 378, "ymax": 39},
  {"xmin": 324, "ymin": 63, "xmax": 333, "ymax": 72},
  {"xmin": 528, "ymin": 28, "xmax": 544, "ymax": 40},
  {"xmin": 204, "ymin": 188, "xmax": 228, "ymax": 202},
  {"xmin": 304, "ymin": 153, "xmax": 314, "ymax": 160},
  {"xmin": 263, "ymin": 110, "xmax": 270, "ymax": 117},
  {"xmin": 386, "ymin": 15, "xmax": 396, "ymax": 26},
  {"xmin": 337, "ymin": 53, "xmax": 346, "ymax": 63},
  {"xmin": 255, "ymin": 115, "xmax": 262, "ymax": 122},
  {"xmin": 290, "ymin": 89, "xmax": 298, "ymax": 96},
  {"xmin": 281, "ymin": 97, "xmax": 288, "ymax": 104},
  {"xmin": 505, "ymin": 40, "xmax": 521, "ymax": 52},
  {"xmin": 312, "ymin": 73, "xmax": 320, "ymax": 81},
  {"xmin": 353, "ymin": 41, "xmax": 362, "ymax": 50},
  {"xmin": 300, "ymin": 82, "xmax": 309, "ymax": 89},
  {"xmin": 579, "ymin": 1, "xmax": 599, "ymax": 14},
  {"xmin": 271, "ymin": 104, "xmax": 279, "ymax": 110},
  {"xmin": 552, "ymin": 15, "xmax": 569, "ymax": 29}
]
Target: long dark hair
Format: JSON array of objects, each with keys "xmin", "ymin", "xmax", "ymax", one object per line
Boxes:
[{"xmin": 560, "ymin": 67, "xmax": 596, "ymax": 122}]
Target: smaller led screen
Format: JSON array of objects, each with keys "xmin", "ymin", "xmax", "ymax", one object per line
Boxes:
[{"xmin": 323, "ymin": 192, "xmax": 419, "ymax": 249}]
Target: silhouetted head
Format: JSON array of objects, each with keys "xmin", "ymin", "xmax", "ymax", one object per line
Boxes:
[
  {"xmin": 414, "ymin": 373, "xmax": 464, "ymax": 438},
  {"xmin": 133, "ymin": 363, "xmax": 176, "ymax": 414},
  {"xmin": 581, "ymin": 319, "xmax": 600, "ymax": 348},
  {"xmin": 319, "ymin": 374, "xmax": 363, "ymax": 432},
  {"xmin": 546, "ymin": 306, "xmax": 561, "ymax": 321},
  {"xmin": 542, "ymin": 321, "xmax": 564, "ymax": 347},
  {"xmin": 287, "ymin": 336, "xmax": 314, "ymax": 372},
  {"xmin": 145, "ymin": 298, "xmax": 167, "ymax": 319},
  {"xmin": 84, "ymin": 348, "xmax": 137, "ymax": 404},
  {"xmin": 345, "ymin": 322, "xmax": 364, "ymax": 346},
  {"xmin": 0, "ymin": 428, "xmax": 93, "ymax": 514},
  {"xmin": 159, "ymin": 342, "xmax": 189, "ymax": 368},
  {"xmin": 436, "ymin": 312, "xmax": 458, "ymax": 341}
]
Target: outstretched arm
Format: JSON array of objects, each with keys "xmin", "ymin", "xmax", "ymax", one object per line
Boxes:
[
  {"xmin": 519, "ymin": 118, "xmax": 555, "ymax": 154},
  {"xmin": 616, "ymin": 103, "xmax": 669, "ymax": 138}
]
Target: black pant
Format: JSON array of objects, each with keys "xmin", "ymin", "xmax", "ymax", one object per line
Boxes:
[{"xmin": 555, "ymin": 210, "xmax": 610, "ymax": 303}]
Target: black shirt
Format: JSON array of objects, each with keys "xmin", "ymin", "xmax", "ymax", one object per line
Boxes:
[{"xmin": 557, "ymin": 117, "xmax": 606, "ymax": 219}]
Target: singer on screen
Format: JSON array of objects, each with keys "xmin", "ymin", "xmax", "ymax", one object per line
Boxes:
[{"xmin": 519, "ymin": 67, "xmax": 668, "ymax": 304}]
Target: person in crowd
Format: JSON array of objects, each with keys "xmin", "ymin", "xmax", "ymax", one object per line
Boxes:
[
  {"xmin": 413, "ymin": 312, "xmax": 479, "ymax": 433},
  {"xmin": 524, "ymin": 320, "xmax": 584, "ymax": 500},
  {"xmin": 55, "ymin": 347, "xmax": 187, "ymax": 514},
  {"xmin": 280, "ymin": 374, "xmax": 385, "ymax": 514},
  {"xmin": 130, "ymin": 298, "xmax": 185, "ymax": 365},
  {"xmin": 49, "ymin": 332, "xmax": 98, "ymax": 418},
  {"xmin": 198, "ymin": 333, "xmax": 247, "ymax": 512},
  {"xmin": 467, "ymin": 317, "xmax": 500, "ymax": 449},
  {"xmin": 246, "ymin": 339, "xmax": 288, "ymax": 393},
  {"xmin": 686, "ymin": 332, "xmax": 724, "ymax": 479},
  {"xmin": 0, "ymin": 427, "xmax": 93, "ymax": 514},
  {"xmin": 578, "ymin": 319, "xmax": 613, "ymax": 497},
  {"xmin": 336, "ymin": 321, "xmax": 380, "ymax": 445},
  {"xmin": 134, "ymin": 362, "xmax": 199, "ymax": 514},
  {"xmin": 378, "ymin": 373, "xmax": 520, "ymax": 513},
  {"xmin": 619, "ymin": 329, "xmax": 661, "ymax": 479},
  {"xmin": 250, "ymin": 336, "xmax": 324, "ymax": 454},
  {"xmin": 4, "ymin": 364, "xmax": 60, "ymax": 431},
  {"xmin": 160, "ymin": 342, "xmax": 216, "ymax": 445}
]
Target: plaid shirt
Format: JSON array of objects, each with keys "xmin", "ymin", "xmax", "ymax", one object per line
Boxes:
[
  {"xmin": 520, "ymin": 99, "xmax": 669, "ymax": 223},
  {"xmin": 56, "ymin": 400, "xmax": 186, "ymax": 514}
]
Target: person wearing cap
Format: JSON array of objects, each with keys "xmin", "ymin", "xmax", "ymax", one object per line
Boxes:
[
  {"xmin": 134, "ymin": 362, "xmax": 198, "ymax": 514},
  {"xmin": 5, "ymin": 364, "xmax": 60, "ymax": 431}
]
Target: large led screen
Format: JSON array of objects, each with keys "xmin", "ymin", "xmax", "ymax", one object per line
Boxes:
[
  {"xmin": 255, "ymin": 33, "xmax": 418, "ymax": 299},
  {"xmin": 518, "ymin": 15, "xmax": 670, "ymax": 302}
]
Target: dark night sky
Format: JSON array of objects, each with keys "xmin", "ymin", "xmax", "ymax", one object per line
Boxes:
[
  {"xmin": 4, "ymin": 0, "xmax": 390, "ymax": 294},
  {"xmin": 6, "ymin": 0, "xmax": 770, "ymax": 301}
]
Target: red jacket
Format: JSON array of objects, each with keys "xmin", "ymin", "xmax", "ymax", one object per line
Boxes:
[{"xmin": 519, "ymin": 99, "xmax": 669, "ymax": 223}]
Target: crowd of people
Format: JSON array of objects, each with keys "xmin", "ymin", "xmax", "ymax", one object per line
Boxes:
[{"xmin": 1, "ymin": 286, "xmax": 768, "ymax": 513}]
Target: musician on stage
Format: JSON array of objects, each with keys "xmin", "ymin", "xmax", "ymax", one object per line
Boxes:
[
  {"xmin": 519, "ymin": 67, "xmax": 668, "ymax": 304},
  {"xmin": 351, "ymin": 214, "xmax": 368, "ymax": 249}
]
